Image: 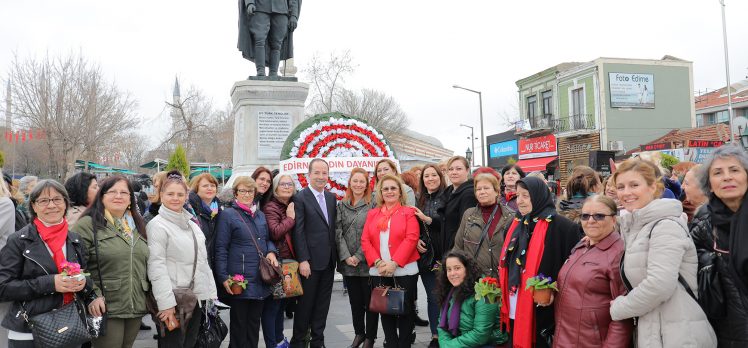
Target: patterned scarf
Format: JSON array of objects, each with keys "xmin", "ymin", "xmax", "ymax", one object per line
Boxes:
[{"xmin": 235, "ymin": 200, "xmax": 257, "ymax": 218}]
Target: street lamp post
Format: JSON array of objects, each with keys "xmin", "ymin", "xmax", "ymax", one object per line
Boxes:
[
  {"xmin": 459, "ymin": 124, "xmax": 476, "ymax": 168},
  {"xmin": 465, "ymin": 147, "xmax": 473, "ymax": 167},
  {"xmin": 720, "ymin": 0, "xmax": 735, "ymax": 143},
  {"xmin": 453, "ymin": 85, "xmax": 485, "ymax": 167}
]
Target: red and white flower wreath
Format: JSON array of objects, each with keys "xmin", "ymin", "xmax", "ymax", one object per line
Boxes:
[{"xmin": 287, "ymin": 116, "xmax": 393, "ymax": 199}]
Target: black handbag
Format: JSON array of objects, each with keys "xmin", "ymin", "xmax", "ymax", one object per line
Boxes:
[
  {"xmin": 195, "ymin": 304, "xmax": 228, "ymax": 348},
  {"xmin": 22, "ymin": 298, "xmax": 92, "ymax": 348},
  {"xmin": 417, "ymin": 220, "xmax": 435, "ymax": 271},
  {"xmin": 697, "ymin": 241, "xmax": 726, "ymax": 319}
]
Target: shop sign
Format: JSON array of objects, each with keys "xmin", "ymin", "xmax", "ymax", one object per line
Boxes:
[
  {"xmin": 519, "ymin": 134, "xmax": 557, "ymax": 159},
  {"xmin": 564, "ymin": 143, "xmax": 593, "ymax": 154},
  {"xmin": 640, "ymin": 143, "xmax": 671, "ymax": 151},
  {"xmin": 489, "ymin": 140, "xmax": 518, "ymax": 158},
  {"xmin": 687, "ymin": 140, "xmax": 724, "ymax": 148}
]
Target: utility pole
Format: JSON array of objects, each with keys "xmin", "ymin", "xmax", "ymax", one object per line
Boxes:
[{"xmin": 720, "ymin": 0, "xmax": 735, "ymax": 142}]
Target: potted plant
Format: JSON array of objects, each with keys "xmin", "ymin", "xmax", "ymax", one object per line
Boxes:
[
  {"xmin": 525, "ymin": 273, "xmax": 558, "ymax": 305},
  {"xmin": 60, "ymin": 261, "xmax": 90, "ymax": 281},
  {"xmin": 227, "ymin": 274, "xmax": 248, "ymax": 295},
  {"xmin": 474, "ymin": 276, "xmax": 501, "ymax": 304}
]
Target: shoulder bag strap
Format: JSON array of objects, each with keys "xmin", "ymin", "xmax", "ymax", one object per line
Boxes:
[
  {"xmin": 235, "ymin": 208, "xmax": 265, "ymax": 257},
  {"xmin": 93, "ymin": 227, "xmax": 105, "ymax": 298},
  {"xmin": 474, "ymin": 204, "xmax": 500, "ymax": 259},
  {"xmin": 187, "ymin": 225, "xmax": 198, "ymax": 290}
]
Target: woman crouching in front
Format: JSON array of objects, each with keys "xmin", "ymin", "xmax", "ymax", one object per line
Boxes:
[{"xmin": 436, "ymin": 250, "xmax": 505, "ymax": 348}]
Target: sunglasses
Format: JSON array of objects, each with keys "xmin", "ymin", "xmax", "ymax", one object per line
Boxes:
[{"xmin": 580, "ymin": 213, "xmax": 615, "ymax": 222}]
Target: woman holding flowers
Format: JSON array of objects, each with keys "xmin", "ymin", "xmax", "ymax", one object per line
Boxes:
[
  {"xmin": 147, "ymin": 171, "xmax": 217, "ymax": 348},
  {"xmin": 214, "ymin": 176, "xmax": 279, "ymax": 348},
  {"xmin": 0, "ymin": 180, "xmax": 97, "ymax": 347},
  {"xmin": 498, "ymin": 176, "xmax": 581, "ymax": 348},
  {"xmin": 436, "ymin": 250, "xmax": 505, "ymax": 348},
  {"xmin": 552, "ymin": 195, "xmax": 632, "ymax": 347},
  {"xmin": 609, "ymin": 158, "xmax": 716, "ymax": 347},
  {"xmin": 73, "ymin": 176, "xmax": 150, "ymax": 348}
]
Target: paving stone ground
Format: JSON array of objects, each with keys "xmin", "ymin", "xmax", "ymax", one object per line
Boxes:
[{"xmin": 134, "ymin": 277, "xmax": 434, "ymax": 348}]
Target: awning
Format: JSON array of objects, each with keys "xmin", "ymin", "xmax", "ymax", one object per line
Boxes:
[{"xmin": 515, "ymin": 156, "xmax": 557, "ymax": 172}]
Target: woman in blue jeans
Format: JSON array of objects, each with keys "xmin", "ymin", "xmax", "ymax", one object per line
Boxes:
[{"xmin": 414, "ymin": 164, "xmax": 447, "ymax": 348}]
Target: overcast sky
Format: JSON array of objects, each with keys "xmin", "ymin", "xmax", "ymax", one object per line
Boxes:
[{"xmin": 2, "ymin": 0, "xmax": 747, "ymax": 161}]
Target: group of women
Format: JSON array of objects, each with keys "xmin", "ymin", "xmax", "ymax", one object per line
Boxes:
[{"xmin": 0, "ymin": 143, "xmax": 747, "ymax": 348}]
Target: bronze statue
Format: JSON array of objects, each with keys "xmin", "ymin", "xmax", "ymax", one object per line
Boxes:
[{"xmin": 237, "ymin": 0, "xmax": 300, "ymax": 78}]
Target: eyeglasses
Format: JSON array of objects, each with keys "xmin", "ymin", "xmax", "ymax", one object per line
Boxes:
[
  {"xmin": 381, "ymin": 186, "xmax": 399, "ymax": 193},
  {"xmin": 278, "ymin": 182, "xmax": 295, "ymax": 188},
  {"xmin": 236, "ymin": 189, "xmax": 255, "ymax": 196},
  {"xmin": 35, "ymin": 197, "xmax": 65, "ymax": 206},
  {"xmin": 580, "ymin": 213, "xmax": 615, "ymax": 222},
  {"xmin": 104, "ymin": 191, "xmax": 131, "ymax": 197}
]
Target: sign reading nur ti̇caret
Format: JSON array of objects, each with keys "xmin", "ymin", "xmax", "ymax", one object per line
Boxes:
[{"xmin": 519, "ymin": 134, "xmax": 557, "ymax": 159}]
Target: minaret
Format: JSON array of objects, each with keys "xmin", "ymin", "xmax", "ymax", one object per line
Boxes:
[
  {"xmin": 4, "ymin": 79, "xmax": 11, "ymax": 130},
  {"xmin": 170, "ymin": 76, "xmax": 182, "ymax": 127}
]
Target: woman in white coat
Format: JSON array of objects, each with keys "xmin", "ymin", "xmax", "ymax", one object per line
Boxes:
[{"xmin": 610, "ymin": 158, "xmax": 716, "ymax": 347}]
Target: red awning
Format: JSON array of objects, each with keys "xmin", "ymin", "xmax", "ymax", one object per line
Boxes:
[{"xmin": 515, "ymin": 157, "xmax": 557, "ymax": 172}]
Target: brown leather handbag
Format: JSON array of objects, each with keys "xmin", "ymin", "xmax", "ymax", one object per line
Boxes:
[{"xmin": 238, "ymin": 212, "xmax": 282, "ymax": 285}]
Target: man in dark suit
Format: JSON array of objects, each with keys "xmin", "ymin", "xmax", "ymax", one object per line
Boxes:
[{"xmin": 291, "ymin": 158, "xmax": 337, "ymax": 348}]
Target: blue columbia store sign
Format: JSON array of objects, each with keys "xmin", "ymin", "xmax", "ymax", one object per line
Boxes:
[{"xmin": 489, "ymin": 140, "xmax": 518, "ymax": 158}]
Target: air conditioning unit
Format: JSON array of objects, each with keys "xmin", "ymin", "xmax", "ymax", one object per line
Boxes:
[{"xmin": 609, "ymin": 141, "xmax": 624, "ymax": 151}]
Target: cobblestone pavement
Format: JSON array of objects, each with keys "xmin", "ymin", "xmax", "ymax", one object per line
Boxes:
[{"xmin": 134, "ymin": 278, "xmax": 434, "ymax": 348}]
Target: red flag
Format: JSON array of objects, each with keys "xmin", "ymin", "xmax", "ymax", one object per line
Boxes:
[
  {"xmin": 28, "ymin": 130, "xmax": 33, "ymax": 140},
  {"xmin": 4, "ymin": 131, "xmax": 9, "ymax": 143},
  {"xmin": 21, "ymin": 131, "xmax": 26, "ymax": 143},
  {"xmin": 14, "ymin": 132, "xmax": 19, "ymax": 143}
]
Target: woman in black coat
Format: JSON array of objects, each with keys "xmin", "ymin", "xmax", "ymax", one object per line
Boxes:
[
  {"xmin": 440, "ymin": 156, "xmax": 477, "ymax": 254},
  {"xmin": 498, "ymin": 177, "xmax": 581, "ymax": 348},
  {"xmin": 690, "ymin": 145, "xmax": 748, "ymax": 347}
]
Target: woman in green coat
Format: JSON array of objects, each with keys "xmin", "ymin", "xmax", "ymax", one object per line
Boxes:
[
  {"xmin": 437, "ymin": 250, "xmax": 506, "ymax": 348},
  {"xmin": 72, "ymin": 176, "xmax": 149, "ymax": 348}
]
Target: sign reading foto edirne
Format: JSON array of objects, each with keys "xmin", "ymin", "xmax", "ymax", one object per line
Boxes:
[{"xmin": 257, "ymin": 111, "xmax": 293, "ymax": 159}]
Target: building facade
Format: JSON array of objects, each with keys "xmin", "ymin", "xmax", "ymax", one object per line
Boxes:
[
  {"xmin": 388, "ymin": 129, "xmax": 454, "ymax": 170},
  {"xmin": 514, "ymin": 55, "xmax": 695, "ymax": 184}
]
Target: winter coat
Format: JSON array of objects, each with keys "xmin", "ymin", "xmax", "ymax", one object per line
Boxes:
[
  {"xmin": 437, "ymin": 295, "xmax": 503, "ymax": 348},
  {"xmin": 335, "ymin": 198, "xmax": 372, "ymax": 277},
  {"xmin": 453, "ymin": 204, "xmax": 513, "ymax": 277},
  {"xmin": 557, "ymin": 196, "xmax": 586, "ymax": 224},
  {"xmin": 187, "ymin": 192, "xmax": 222, "ymax": 269},
  {"xmin": 263, "ymin": 197, "xmax": 295, "ymax": 260},
  {"xmin": 146, "ymin": 205, "xmax": 217, "ymax": 311},
  {"xmin": 553, "ymin": 231, "xmax": 633, "ymax": 348},
  {"xmin": 610, "ymin": 199, "xmax": 716, "ymax": 348},
  {"xmin": 73, "ymin": 215, "xmax": 150, "ymax": 318},
  {"xmin": 214, "ymin": 205, "xmax": 278, "ymax": 300},
  {"xmin": 441, "ymin": 180, "xmax": 477, "ymax": 252},
  {"xmin": 0, "ymin": 224, "xmax": 96, "ymax": 333},
  {"xmin": 690, "ymin": 204, "xmax": 748, "ymax": 346},
  {"xmin": 0, "ymin": 198, "xmax": 14, "ymax": 248},
  {"xmin": 418, "ymin": 189, "xmax": 446, "ymax": 258}
]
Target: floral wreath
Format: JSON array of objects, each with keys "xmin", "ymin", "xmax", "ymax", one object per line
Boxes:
[{"xmin": 280, "ymin": 112, "xmax": 395, "ymax": 200}]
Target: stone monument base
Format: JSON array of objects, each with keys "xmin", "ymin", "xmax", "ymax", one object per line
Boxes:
[{"xmin": 228, "ymin": 79, "xmax": 309, "ymax": 187}]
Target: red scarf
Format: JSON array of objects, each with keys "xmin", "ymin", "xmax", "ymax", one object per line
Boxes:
[
  {"xmin": 499, "ymin": 218, "xmax": 550, "ymax": 348},
  {"xmin": 504, "ymin": 191, "xmax": 516, "ymax": 203},
  {"xmin": 34, "ymin": 218, "xmax": 74, "ymax": 304},
  {"xmin": 377, "ymin": 203, "xmax": 401, "ymax": 231}
]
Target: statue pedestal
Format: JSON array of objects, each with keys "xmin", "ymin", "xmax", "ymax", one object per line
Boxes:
[{"xmin": 228, "ymin": 79, "xmax": 309, "ymax": 186}]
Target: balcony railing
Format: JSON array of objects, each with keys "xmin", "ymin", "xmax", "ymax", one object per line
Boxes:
[
  {"xmin": 551, "ymin": 114, "xmax": 595, "ymax": 132},
  {"xmin": 529, "ymin": 115, "xmax": 553, "ymax": 129}
]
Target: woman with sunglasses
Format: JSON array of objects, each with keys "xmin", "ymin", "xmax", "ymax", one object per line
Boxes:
[{"xmin": 553, "ymin": 195, "xmax": 632, "ymax": 347}]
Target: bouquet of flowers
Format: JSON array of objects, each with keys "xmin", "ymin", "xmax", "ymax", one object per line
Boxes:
[
  {"xmin": 525, "ymin": 273, "xmax": 558, "ymax": 305},
  {"xmin": 474, "ymin": 276, "xmax": 501, "ymax": 304},
  {"xmin": 60, "ymin": 261, "xmax": 90, "ymax": 280},
  {"xmin": 227, "ymin": 274, "xmax": 248, "ymax": 294}
]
